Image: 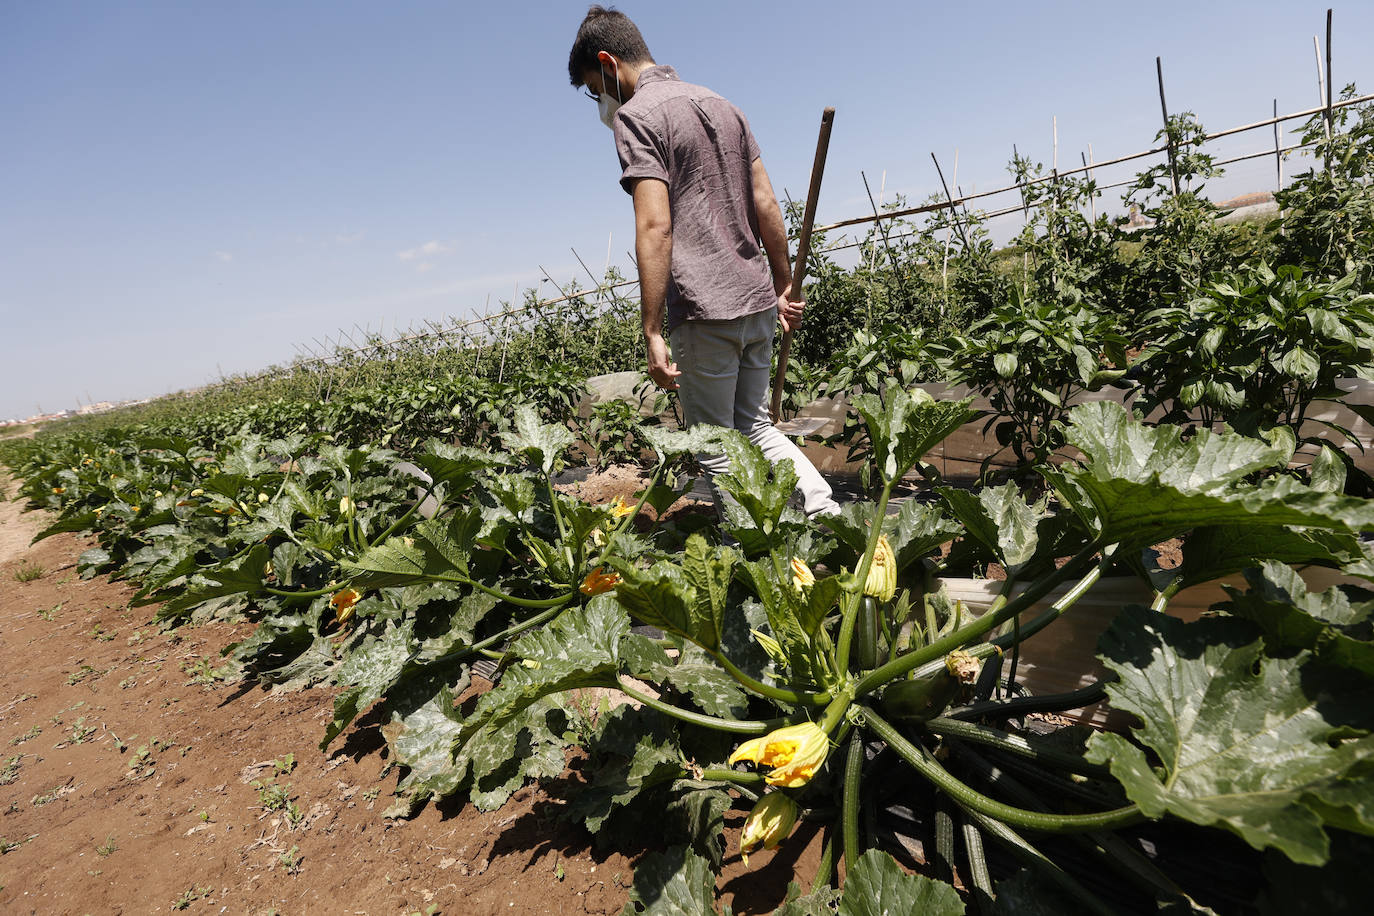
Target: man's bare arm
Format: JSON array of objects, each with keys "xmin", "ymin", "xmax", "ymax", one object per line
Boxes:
[
  {"xmin": 631, "ymin": 177, "xmax": 681, "ymax": 389},
  {"xmin": 751, "ymin": 157, "xmax": 803, "ymax": 332}
]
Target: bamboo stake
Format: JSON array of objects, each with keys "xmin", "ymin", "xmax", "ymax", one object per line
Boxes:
[
  {"xmin": 1324, "ymin": 8, "xmax": 1334, "ymax": 173},
  {"xmin": 1313, "ymin": 35, "xmax": 1328, "ymax": 135},
  {"xmin": 1082, "ymin": 150, "xmax": 1097, "ymax": 221}
]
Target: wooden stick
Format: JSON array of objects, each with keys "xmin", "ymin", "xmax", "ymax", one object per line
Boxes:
[
  {"xmin": 769, "ymin": 106, "xmax": 836, "ymax": 424},
  {"xmin": 931, "ymin": 153, "xmax": 971, "ymax": 250},
  {"xmin": 1156, "ymin": 56, "xmax": 1179, "ymax": 195},
  {"xmin": 1273, "ymin": 99, "xmax": 1283, "ymax": 190}
]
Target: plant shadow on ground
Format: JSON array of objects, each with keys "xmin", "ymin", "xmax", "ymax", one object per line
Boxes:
[
  {"xmin": 331, "ymin": 703, "xmax": 391, "ymax": 763},
  {"xmin": 718, "ymin": 816, "xmax": 826, "ymax": 913}
]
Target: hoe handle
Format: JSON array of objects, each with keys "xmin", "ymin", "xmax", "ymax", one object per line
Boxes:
[{"xmin": 771, "ymin": 106, "xmax": 836, "ymax": 424}]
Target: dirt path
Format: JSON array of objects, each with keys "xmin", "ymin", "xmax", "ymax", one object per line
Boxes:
[
  {"xmin": 0, "ymin": 478, "xmax": 818, "ymax": 915},
  {"xmin": 0, "ymin": 477, "xmax": 45, "ymax": 567}
]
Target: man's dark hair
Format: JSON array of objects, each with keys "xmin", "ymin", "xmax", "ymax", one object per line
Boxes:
[{"xmin": 568, "ymin": 5, "xmax": 653, "ymax": 87}]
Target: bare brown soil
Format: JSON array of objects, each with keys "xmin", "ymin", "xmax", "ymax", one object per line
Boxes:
[{"xmin": 0, "ymin": 475, "xmax": 819, "ymax": 916}]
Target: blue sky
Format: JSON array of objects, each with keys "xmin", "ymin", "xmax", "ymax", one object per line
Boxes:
[{"xmin": 2, "ymin": 1, "xmax": 1370, "ymax": 421}]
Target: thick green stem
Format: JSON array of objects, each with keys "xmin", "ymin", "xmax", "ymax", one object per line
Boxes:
[
  {"xmin": 544, "ymin": 474, "xmax": 576, "ymax": 574},
  {"xmin": 717, "ymin": 654, "xmax": 830, "ymax": 707},
  {"xmin": 836, "ymin": 480, "xmax": 894, "ymax": 672},
  {"xmin": 862, "ymin": 706, "xmax": 1142, "ymax": 833},
  {"xmin": 925, "ymin": 717, "xmax": 1112, "ymax": 779},
  {"xmin": 372, "ymin": 479, "xmax": 441, "ymax": 546},
  {"xmin": 699, "ymin": 767, "xmax": 766, "ymax": 787},
  {"xmin": 861, "ymin": 543, "xmax": 1115, "ymax": 694},
  {"xmin": 818, "ymin": 684, "xmax": 857, "ymax": 735},
  {"xmin": 1151, "ymin": 574, "xmax": 1184, "ymax": 612},
  {"xmin": 263, "ymin": 583, "xmax": 340, "ymax": 599},
  {"xmin": 425, "ymin": 603, "xmax": 567, "ymax": 667},
  {"xmin": 810, "ymin": 830, "xmax": 837, "ymax": 895},
  {"xmin": 842, "ymin": 727, "xmax": 864, "ymax": 871},
  {"xmin": 946, "ymin": 681, "xmax": 1109, "ymax": 722},
  {"xmin": 420, "ymin": 572, "xmax": 575, "ymax": 609},
  {"xmin": 614, "ymin": 678, "xmax": 775, "ymax": 734}
]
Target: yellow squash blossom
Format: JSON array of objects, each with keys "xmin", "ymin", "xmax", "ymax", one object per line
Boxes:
[
  {"xmin": 789, "ymin": 557, "xmax": 815, "ymax": 591},
  {"xmin": 580, "ymin": 567, "xmax": 621, "ymax": 596},
  {"xmin": 863, "ymin": 534, "xmax": 896, "ymax": 602},
  {"xmin": 331, "ymin": 588, "xmax": 361, "ymax": 625},
  {"xmin": 339, "ymin": 496, "xmax": 354, "ymax": 516},
  {"xmin": 729, "ymin": 722, "xmax": 829, "ymax": 788},
  {"xmin": 606, "ymin": 495, "xmax": 636, "ymax": 518},
  {"xmin": 739, "ymin": 792, "xmax": 798, "ymax": 864},
  {"xmin": 52, "ymin": 487, "xmax": 65, "ymax": 494}
]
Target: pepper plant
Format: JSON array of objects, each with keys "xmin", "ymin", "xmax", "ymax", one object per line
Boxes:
[{"xmin": 930, "ymin": 289, "xmax": 1129, "ymax": 478}]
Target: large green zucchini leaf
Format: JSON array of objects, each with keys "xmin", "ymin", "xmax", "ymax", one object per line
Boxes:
[{"xmin": 1087, "ymin": 605, "xmax": 1374, "ymax": 865}]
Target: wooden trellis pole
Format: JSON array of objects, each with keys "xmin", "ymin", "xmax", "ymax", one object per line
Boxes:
[{"xmin": 1156, "ymin": 56, "xmax": 1179, "ymax": 195}]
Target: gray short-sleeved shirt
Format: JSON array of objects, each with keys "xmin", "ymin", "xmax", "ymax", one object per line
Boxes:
[{"xmin": 612, "ymin": 66, "xmax": 776, "ymax": 331}]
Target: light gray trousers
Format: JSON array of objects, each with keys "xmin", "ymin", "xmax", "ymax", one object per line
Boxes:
[{"xmin": 670, "ymin": 308, "xmax": 840, "ymax": 518}]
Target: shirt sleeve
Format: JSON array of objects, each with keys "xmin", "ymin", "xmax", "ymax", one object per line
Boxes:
[{"xmin": 614, "ymin": 109, "xmax": 669, "ymax": 194}]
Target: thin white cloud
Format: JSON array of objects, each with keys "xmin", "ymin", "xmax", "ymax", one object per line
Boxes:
[
  {"xmin": 214, "ymin": 251, "xmax": 233, "ymax": 262},
  {"xmin": 335, "ymin": 231, "xmax": 365, "ymax": 244},
  {"xmin": 416, "ymin": 262, "xmax": 435, "ymax": 273},
  {"xmin": 397, "ymin": 240, "xmax": 450, "ymax": 261}
]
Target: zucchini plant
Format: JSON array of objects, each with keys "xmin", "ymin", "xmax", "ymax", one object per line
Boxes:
[{"xmin": 339, "ymin": 392, "xmax": 1374, "ymax": 913}]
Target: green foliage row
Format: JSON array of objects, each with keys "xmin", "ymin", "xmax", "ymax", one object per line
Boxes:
[{"xmin": 9, "ymin": 394, "xmax": 1374, "ymax": 913}]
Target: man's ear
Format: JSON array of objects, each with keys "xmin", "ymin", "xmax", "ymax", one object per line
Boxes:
[{"xmin": 596, "ymin": 50, "xmax": 617, "ymax": 68}]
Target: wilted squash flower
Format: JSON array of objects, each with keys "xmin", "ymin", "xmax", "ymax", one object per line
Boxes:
[
  {"xmin": 580, "ymin": 566, "xmax": 621, "ymax": 596},
  {"xmin": 946, "ymin": 648, "xmax": 981, "ymax": 684},
  {"xmin": 729, "ymin": 722, "xmax": 829, "ymax": 788},
  {"xmin": 190, "ymin": 488, "xmax": 204, "ymax": 497},
  {"xmin": 863, "ymin": 535, "xmax": 896, "ymax": 603},
  {"xmin": 331, "ymin": 588, "xmax": 361, "ymax": 624},
  {"xmin": 739, "ymin": 792, "xmax": 798, "ymax": 864},
  {"xmin": 339, "ymin": 496, "xmax": 354, "ymax": 516},
  {"xmin": 789, "ymin": 557, "xmax": 814, "ymax": 591}
]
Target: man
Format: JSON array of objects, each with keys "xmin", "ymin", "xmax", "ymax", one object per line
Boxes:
[{"xmin": 568, "ymin": 6, "xmax": 840, "ymax": 519}]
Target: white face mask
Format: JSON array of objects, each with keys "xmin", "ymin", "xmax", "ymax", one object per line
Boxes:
[
  {"xmin": 598, "ymin": 93, "xmax": 622, "ymax": 129},
  {"xmin": 597, "ymin": 58, "xmax": 622, "ymax": 130}
]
